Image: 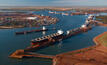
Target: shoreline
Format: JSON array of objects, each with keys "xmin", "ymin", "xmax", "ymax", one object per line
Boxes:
[
  {"xmin": 93, "ymin": 32, "xmax": 107, "ymax": 45},
  {"xmin": 0, "ymin": 26, "xmax": 25, "ymax": 29},
  {"xmin": 53, "ymin": 32, "xmax": 107, "ymax": 65}
]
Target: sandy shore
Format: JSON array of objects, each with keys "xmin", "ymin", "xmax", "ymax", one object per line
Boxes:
[
  {"xmin": 0, "ymin": 26, "xmax": 24, "ymax": 29},
  {"xmin": 53, "ymin": 32, "xmax": 107, "ymax": 65}
]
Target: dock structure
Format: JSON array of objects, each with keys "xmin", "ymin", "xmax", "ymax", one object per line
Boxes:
[
  {"xmin": 9, "ymin": 49, "xmax": 55, "ymax": 59},
  {"xmin": 25, "ymin": 52, "xmax": 55, "ymax": 59}
]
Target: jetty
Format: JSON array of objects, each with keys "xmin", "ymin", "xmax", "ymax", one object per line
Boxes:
[{"xmin": 9, "ymin": 49, "xmax": 55, "ymax": 59}]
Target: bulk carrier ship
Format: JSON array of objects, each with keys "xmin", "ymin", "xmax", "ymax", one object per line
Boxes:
[
  {"xmin": 26, "ymin": 30, "xmax": 64, "ymax": 51},
  {"xmin": 15, "ymin": 26, "xmax": 48, "ymax": 35}
]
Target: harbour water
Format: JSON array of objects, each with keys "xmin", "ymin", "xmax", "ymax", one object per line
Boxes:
[{"xmin": 0, "ymin": 10, "xmax": 107, "ymax": 65}]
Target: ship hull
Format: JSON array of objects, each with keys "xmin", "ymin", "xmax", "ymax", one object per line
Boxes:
[
  {"xmin": 15, "ymin": 29, "xmax": 48, "ymax": 35},
  {"xmin": 25, "ymin": 35, "xmax": 64, "ymax": 51}
]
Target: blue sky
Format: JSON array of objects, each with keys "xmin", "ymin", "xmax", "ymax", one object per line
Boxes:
[{"xmin": 0, "ymin": 0, "xmax": 107, "ymax": 6}]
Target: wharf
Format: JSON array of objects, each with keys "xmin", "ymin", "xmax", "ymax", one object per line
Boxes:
[{"xmin": 9, "ymin": 49, "xmax": 55, "ymax": 59}]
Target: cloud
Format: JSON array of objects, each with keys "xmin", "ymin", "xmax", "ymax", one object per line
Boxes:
[
  {"xmin": 49, "ymin": 0, "xmax": 107, "ymax": 6},
  {"xmin": 52, "ymin": 0, "xmax": 94, "ymax": 3},
  {"xmin": 0, "ymin": 0, "xmax": 107, "ymax": 6}
]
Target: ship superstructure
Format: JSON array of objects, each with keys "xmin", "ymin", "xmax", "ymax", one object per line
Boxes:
[{"xmin": 31, "ymin": 30, "xmax": 64, "ymax": 46}]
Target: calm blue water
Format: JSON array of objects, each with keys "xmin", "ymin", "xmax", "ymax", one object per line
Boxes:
[{"xmin": 0, "ymin": 10, "xmax": 107, "ymax": 65}]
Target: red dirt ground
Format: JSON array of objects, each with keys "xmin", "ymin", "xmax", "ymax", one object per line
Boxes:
[{"xmin": 53, "ymin": 32, "xmax": 107, "ymax": 65}]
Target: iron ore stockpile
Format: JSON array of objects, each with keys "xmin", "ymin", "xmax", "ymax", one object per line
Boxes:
[
  {"xmin": 9, "ymin": 15, "xmax": 96, "ymax": 59},
  {"xmin": 0, "ymin": 12, "xmax": 58, "ymax": 28}
]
